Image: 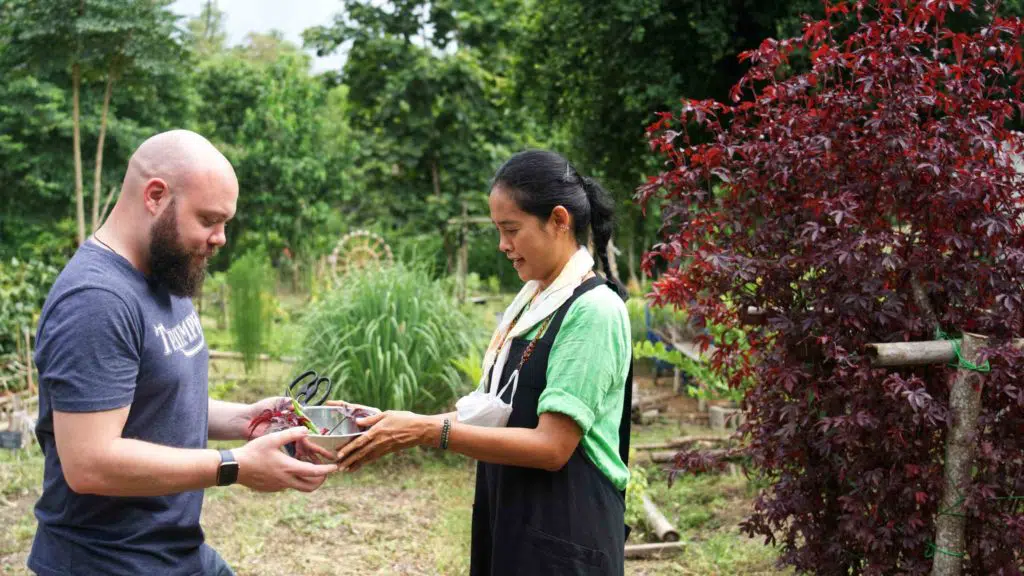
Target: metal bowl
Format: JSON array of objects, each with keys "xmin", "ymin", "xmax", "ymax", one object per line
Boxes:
[{"xmin": 301, "ymin": 405, "xmax": 380, "ymax": 452}]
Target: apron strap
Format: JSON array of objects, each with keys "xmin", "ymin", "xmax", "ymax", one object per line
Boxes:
[
  {"xmin": 538, "ymin": 274, "xmax": 634, "ymax": 489},
  {"xmin": 538, "ymin": 276, "xmax": 607, "ymax": 347}
]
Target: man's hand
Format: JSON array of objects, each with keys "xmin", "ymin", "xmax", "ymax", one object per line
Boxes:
[
  {"xmin": 234, "ymin": 427, "xmax": 339, "ymax": 492},
  {"xmin": 244, "ymin": 396, "xmax": 293, "ymax": 438}
]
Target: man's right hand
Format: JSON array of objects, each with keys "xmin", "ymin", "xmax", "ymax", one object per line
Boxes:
[{"xmin": 233, "ymin": 427, "xmax": 339, "ymax": 493}]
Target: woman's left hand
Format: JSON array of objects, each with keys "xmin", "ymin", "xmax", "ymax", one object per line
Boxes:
[{"xmin": 335, "ymin": 411, "xmax": 434, "ymax": 472}]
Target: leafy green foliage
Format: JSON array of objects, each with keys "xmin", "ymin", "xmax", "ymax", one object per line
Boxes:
[
  {"xmin": 226, "ymin": 250, "xmax": 276, "ymax": 374},
  {"xmin": 297, "ymin": 263, "xmax": 474, "ymax": 413},
  {"xmin": 0, "ymin": 258, "xmax": 59, "ymax": 356},
  {"xmin": 304, "ymin": 0, "xmax": 522, "ymax": 240},
  {"xmin": 192, "ymin": 41, "xmax": 359, "ymax": 267}
]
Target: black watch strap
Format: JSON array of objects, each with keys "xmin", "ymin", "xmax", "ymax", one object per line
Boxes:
[{"xmin": 216, "ymin": 449, "xmax": 239, "ymax": 486}]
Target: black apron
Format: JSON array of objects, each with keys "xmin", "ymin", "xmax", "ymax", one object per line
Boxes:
[{"xmin": 470, "ymin": 276, "xmax": 634, "ymax": 576}]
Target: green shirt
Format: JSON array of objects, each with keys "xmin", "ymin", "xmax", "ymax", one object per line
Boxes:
[{"xmin": 522, "ymin": 284, "xmax": 632, "ymax": 490}]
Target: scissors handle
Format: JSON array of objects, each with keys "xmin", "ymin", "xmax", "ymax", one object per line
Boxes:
[{"xmin": 287, "ymin": 369, "xmax": 332, "ymax": 406}]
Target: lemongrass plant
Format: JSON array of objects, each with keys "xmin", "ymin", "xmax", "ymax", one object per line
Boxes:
[{"xmin": 297, "ymin": 262, "xmax": 475, "ymax": 414}]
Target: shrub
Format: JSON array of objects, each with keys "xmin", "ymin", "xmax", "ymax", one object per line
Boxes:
[
  {"xmin": 297, "ymin": 263, "xmax": 474, "ymax": 413},
  {"xmin": 641, "ymin": 1, "xmax": 1024, "ymax": 573},
  {"xmin": 226, "ymin": 250, "xmax": 276, "ymax": 373}
]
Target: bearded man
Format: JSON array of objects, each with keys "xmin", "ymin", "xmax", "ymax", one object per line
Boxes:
[{"xmin": 27, "ymin": 130, "xmax": 337, "ymax": 576}]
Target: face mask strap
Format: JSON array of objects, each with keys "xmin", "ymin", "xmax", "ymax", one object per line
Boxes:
[{"xmin": 495, "ymin": 369, "xmax": 520, "ymax": 404}]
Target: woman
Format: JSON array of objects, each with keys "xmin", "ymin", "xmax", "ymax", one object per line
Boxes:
[{"xmin": 334, "ymin": 150, "xmax": 633, "ymax": 575}]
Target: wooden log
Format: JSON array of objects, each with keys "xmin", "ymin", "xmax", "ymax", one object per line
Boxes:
[
  {"xmin": 931, "ymin": 333, "xmax": 985, "ymax": 576},
  {"xmin": 632, "ymin": 391, "xmax": 676, "ymax": 413},
  {"xmin": 639, "ymin": 409, "xmax": 659, "ymax": 425},
  {"xmin": 635, "ymin": 448, "xmax": 741, "ymax": 465},
  {"xmin": 866, "ymin": 338, "xmax": 1024, "ymax": 367},
  {"xmin": 633, "ymin": 435, "xmax": 730, "ymax": 451},
  {"xmin": 624, "ymin": 541, "xmax": 686, "ymax": 560},
  {"xmin": 24, "ymin": 326, "xmax": 34, "ymax": 396},
  {"xmin": 0, "ymin": 391, "xmax": 37, "ymax": 408},
  {"xmin": 208, "ymin": 350, "xmax": 296, "ymax": 364},
  {"xmin": 641, "ymin": 495, "xmax": 679, "ymax": 542}
]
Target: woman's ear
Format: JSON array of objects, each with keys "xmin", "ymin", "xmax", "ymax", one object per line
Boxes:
[{"xmin": 550, "ymin": 205, "xmax": 572, "ymax": 234}]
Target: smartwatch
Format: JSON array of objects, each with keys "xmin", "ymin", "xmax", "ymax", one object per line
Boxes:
[{"xmin": 216, "ymin": 449, "xmax": 239, "ymax": 486}]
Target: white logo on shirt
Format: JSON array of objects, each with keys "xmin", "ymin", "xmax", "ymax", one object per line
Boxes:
[{"xmin": 153, "ymin": 310, "xmax": 205, "ymax": 357}]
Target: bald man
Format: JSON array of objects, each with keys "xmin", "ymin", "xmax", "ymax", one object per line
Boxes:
[{"xmin": 28, "ymin": 130, "xmax": 337, "ymax": 576}]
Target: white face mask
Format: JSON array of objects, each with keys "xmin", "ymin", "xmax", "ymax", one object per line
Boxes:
[{"xmin": 455, "ymin": 369, "xmax": 520, "ymax": 427}]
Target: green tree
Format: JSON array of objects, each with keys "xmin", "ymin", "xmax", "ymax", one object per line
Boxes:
[
  {"xmin": 513, "ymin": 0, "xmax": 821, "ymax": 281},
  {"xmin": 191, "ymin": 36, "xmax": 358, "ymax": 267},
  {"xmin": 304, "ymin": 0, "xmax": 523, "ymax": 258},
  {"xmin": 185, "ymin": 0, "xmax": 227, "ymax": 58},
  {"xmin": 4, "ymin": 0, "xmax": 188, "ymax": 244}
]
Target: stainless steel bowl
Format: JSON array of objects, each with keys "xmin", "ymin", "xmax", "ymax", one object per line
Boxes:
[{"xmin": 301, "ymin": 405, "xmax": 380, "ymax": 452}]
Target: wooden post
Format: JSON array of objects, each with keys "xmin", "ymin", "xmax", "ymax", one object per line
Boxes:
[
  {"xmin": 23, "ymin": 327, "xmax": 34, "ymax": 396},
  {"xmin": 931, "ymin": 333, "xmax": 984, "ymax": 576},
  {"xmin": 218, "ymin": 283, "xmax": 228, "ymax": 331},
  {"xmin": 14, "ymin": 327, "xmax": 23, "ymax": 391},
  {"xmin": 456, "ymin": 202, "xmax": 469, "ymax": 304}
]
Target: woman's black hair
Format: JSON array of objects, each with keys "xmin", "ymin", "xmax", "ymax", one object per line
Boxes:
[{"xmin": 491, "ymin": 150, "xmax": 627, "ymax": 299}]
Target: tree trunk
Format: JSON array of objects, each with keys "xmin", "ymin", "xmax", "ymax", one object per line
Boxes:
[
  {"xmin": 72, "ymin": 62, "xmax": 85, "ymax": 246},
  {"xmin": 92, "ymin": 72, "xmax": 114, "ymax": 232},
  {"xmin": 431, "ymin": 157, "xmax": 441, "ymax": 197},
  {"xmin": 931, "ymin": 333, "xmax": 985, "ymax": 576},
  {"xmin": 98, "ymin": 186, "xmax": 117, "ymax": 228}
]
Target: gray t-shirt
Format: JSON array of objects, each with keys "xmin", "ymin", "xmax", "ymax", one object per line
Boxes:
[{"xmin": 28, "ymin": 241, "xmax": 210, "ymax": 576}]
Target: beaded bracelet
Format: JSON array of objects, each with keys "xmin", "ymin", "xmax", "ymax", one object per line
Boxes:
[{"xmin": 440, "ymin": 418, "xmax": 451, "ymax": 450}]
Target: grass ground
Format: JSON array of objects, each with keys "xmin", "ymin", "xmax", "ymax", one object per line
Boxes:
[
  {"xmin": 0, "ymin": 372, "xmax": 789, "ymax": 576},
  {"xmin": 0, "ymin": 291, "xmax": 789, "ymax": 575}
]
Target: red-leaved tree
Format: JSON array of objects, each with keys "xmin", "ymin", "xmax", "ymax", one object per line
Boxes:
[{"xmin": 640, "ymin": 1, "xmax": 1024, "ymax": 573}]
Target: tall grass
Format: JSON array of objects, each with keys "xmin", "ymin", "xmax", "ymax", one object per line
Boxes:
[
  {"xmin": 297, "ymin": 262, "xmax": 475, "ymax": 413},
  {"xmin": 227, "ymin": 249, "xmax": 275, "ymax": 374}
]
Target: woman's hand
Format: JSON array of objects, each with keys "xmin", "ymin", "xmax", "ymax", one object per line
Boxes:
[{"xmin": 335, "ymin": 411, "xmax": 437, "ymax": 472}]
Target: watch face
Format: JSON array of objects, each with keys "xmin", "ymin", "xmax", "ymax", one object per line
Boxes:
[{"xmin": 219, "ymin": 462, "xmax": 239, "ymax": 486}]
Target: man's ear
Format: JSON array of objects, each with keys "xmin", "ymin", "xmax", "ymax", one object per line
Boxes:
[{"xmin": 142, "ymin": 178, "xmax": 170, "ymax": 216}]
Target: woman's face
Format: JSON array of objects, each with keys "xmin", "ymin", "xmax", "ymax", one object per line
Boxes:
[{"xmin": 489, "ymin": 184, "xmax": 574, "ymax": 286}]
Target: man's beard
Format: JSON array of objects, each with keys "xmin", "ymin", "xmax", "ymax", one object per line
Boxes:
[{"xmin": 149, "ymin": 205, "xmax": 210, "ymax": 298}]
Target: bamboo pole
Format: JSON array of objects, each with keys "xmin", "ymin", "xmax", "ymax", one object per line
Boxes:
[
  {"xmin": 865, "ymin": 339, "xmax": 1024, "ymax": 366},
  {"xmin": 931, "ymin": 333, "xmax": 985, "ymax": 576},
  {"xmin": 632, "ymin": 435, "xmax": 729, "ymax": 451},
  {"xmin": 634, "ymin": 448, "xmax": 741, "ymax": 465},
  {"xmin": 208, "ymin": 350, "xmax": 296, "ymax": 364},
  {"xmin": 23, "ymin": 327, "xmax": 34, "ymax": 396},
  {"xmin": 641, "ymin": 495, "xmax": 680, "ymax": 542},
  {"xmin": 623, "ymin": 542, "xmax": 686, "ymax": 559}
]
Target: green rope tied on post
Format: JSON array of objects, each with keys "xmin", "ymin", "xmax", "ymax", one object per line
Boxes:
[
  {"xmin": 935, "ymin": 328, "xmax": 990, "ymax": 373},
  {"xmin": 924, "ymin": 495, "xmax": 1024, "ymax": 559},
  {"xmin": 925, "ymin": 495, "xmax": 969, "ymax": 559}
]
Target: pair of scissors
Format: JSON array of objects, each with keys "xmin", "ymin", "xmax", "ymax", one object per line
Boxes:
[{"xmin": 287, "ymin": 369, "xmax": 333, "ymax": 407}]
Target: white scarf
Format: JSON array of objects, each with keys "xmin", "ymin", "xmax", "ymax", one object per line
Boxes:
[{"xmin": 479, "ymin": 247, "xmax": 595, "ymax": 394}]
